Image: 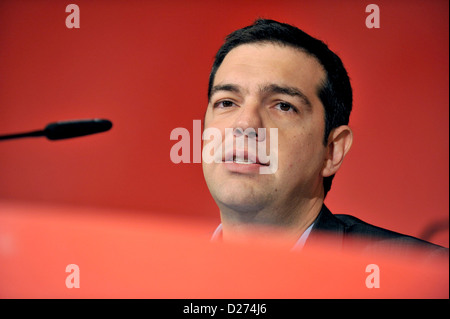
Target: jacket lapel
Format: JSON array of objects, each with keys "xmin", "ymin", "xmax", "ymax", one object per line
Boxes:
[{"xmin": 305, "ymin": 205, "xmax": 346, "ymax": 251}]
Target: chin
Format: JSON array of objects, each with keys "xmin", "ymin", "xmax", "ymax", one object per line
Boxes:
[{"xmin": 213, "ymin": 187, "xmax": 271, "ymax": 214}]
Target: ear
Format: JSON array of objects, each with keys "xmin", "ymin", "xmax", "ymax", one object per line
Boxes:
[{"xmin": 322, "ymin": 125, "xmax": 353, "ymax": 178}]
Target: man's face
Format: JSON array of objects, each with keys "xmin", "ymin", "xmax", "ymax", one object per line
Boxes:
[{"xmin": 202, "ymin": 43, "xmax": 328, "ymax": 222}]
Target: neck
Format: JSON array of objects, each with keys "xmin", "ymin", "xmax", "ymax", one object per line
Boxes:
[{"xmin": 219, "ymin": 197, "xmax": 323, "ymax": 246}]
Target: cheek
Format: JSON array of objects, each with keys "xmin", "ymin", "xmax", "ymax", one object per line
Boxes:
[{"xmin": 278, "ymin": 132, "xmax": 324, "ymax": 169}]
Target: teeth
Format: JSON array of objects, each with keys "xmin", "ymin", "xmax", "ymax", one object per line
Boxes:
[{"xmin": 233, "ymin": 159, "xmax": 256, "ymax": 164}]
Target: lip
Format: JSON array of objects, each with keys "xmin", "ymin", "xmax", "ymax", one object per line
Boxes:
[
  {"xmin": 224, "ymin": 149, "xmax": 269, "ymax": 165},
  {"xmin": 223, "ymin": 161, "xmax": 262, "ymax": 174},
  {"xmin": 222, "ymin": 149, "xmax": 269, "ymax": 173}
]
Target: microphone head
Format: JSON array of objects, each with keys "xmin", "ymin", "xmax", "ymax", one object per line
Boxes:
[{"xmin": 44, "ymin": 119, "xmax": 113, "ymax": 140}]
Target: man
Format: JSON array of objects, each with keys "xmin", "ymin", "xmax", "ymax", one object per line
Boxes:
[{"xmin": 202, "ymin": 19, "xmax": 447, "ymax": 256}]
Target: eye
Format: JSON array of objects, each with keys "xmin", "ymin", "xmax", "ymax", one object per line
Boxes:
[
  {"xmin": 275, "ymin": 102, "xmax": 298, "ymax": 113},
  {"xmin": 214, "ymin": 100, "xmax": 237, "ymax": 108}
]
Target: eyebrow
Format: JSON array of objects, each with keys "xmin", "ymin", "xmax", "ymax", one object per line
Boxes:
[
  {"xmin": 210, "ymin": 83, "xmax": 311, "ymax": 107},
  {"xmin": 209, "ymin": 84, "xmax": 242, "ymax": 98},
  {"xmin": 261, "ymin": 84, "xmax": 311, "ymax": 107}
]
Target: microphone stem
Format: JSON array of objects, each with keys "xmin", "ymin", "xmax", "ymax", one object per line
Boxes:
[{"xmin": 0, "ymin": 130, "xmax": 45, "ymax": 141}]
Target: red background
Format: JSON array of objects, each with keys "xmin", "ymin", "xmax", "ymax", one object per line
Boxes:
[{"xmin": 0, "ymin": 0, "xmax": 448, "ymax": 247}]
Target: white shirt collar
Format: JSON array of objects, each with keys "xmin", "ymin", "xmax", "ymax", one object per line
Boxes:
[{"xmin": 211, "ymin": 222, "xmax": 314, "ymax": 251}]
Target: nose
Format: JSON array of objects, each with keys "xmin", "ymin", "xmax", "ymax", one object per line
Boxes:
[{"xmin": 232, "ymin": 101, "xmax": 266, "ymax": 142}]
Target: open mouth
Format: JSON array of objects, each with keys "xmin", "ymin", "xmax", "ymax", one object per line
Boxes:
[
  {"xmin": 223, "ymin": 151, "xmax": 269, "ymax": 166},
  {"xmin": 232, "ymin": 158, "xmax": 257, "ymax": 164},
  {"xmin": 227, "ymin": 156, "xmax": 258, "ymax": 165}
]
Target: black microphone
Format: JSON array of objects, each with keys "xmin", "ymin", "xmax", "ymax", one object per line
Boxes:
[{"xmin": 0, "ymin": 119, "xmax": 113, "ymax": 141}]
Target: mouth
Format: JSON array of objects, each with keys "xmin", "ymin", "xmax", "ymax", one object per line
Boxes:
[
  {"xmin": 223, "ymin": 150, "xmax": 269, "ymax": 166},
  {"xmin": 231, "ymin": 158, "xmax": 257, "ymax": 164}
]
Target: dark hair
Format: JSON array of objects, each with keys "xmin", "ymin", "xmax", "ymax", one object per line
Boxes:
[{"xmin": 207, "ymin": 19, "xmax": 352, "ymax": 197}]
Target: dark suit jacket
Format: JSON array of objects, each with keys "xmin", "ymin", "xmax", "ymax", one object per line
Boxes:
[{"xmin": 305, "ymin": 205, "xmax": 448, "ymax": 258}]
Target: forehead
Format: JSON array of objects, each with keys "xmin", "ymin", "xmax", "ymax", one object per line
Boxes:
[{"xmin": 214, "ymin": 43, "xmax": 326, "ymax": 97}]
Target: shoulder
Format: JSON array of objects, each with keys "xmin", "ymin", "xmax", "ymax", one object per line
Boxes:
[
  {"xmin": 311, "ymin": 206, "xmax": 448, "ymax": 257},
  {"xmin": 335, "ymin": 214, "xmax": 443, "ymax": 248},
  {"xmin": 335, "ymin": 214, "xmax": 425, "ymax": 242}
]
